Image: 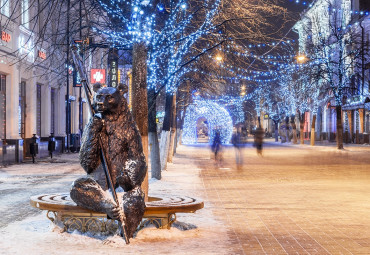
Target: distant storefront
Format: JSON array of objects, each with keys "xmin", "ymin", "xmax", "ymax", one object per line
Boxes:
[{"xmin": 342, "ymin": 95, "xmax": 370, "ymax": 144}]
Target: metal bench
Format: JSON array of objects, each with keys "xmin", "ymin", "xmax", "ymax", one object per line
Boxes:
[{"xmin": 30, "ymin": 194, "xmax": 204, "ymax": 235}]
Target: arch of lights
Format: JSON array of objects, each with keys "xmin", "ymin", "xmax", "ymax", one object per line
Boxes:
[
  {"xmin": 182, "ymin": 100, "xmax": 233, "ymax": 145},
  {"xmin": 215, "ymin": 97, "xmax": 247, "ymax": 124}
]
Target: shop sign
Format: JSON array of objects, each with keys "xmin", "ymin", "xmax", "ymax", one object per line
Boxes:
[
  {"xmin": 38, "ymin": 50, "xmax": 46, "ymax": 60},
  {"xmin": 90, "ymin": 69, "xmax": 106, "ymax": 84},
  {"xmin": 1, "ymin": 31, "xmax": 11, "ymax": 42},
  {"xmin": 109, "ymin": 60, "xmax": 118, "ymax": 87},
  {"xmin": 0, "ymin": 30, "xmax": 12, "ymax": 50},
  {"xmin": 108, "ymin": 48, "xmax": 118, "ymax": 87}
]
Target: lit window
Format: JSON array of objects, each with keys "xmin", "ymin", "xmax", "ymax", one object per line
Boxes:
[
  {"xmin": 0, "ymin": 0, "xmax": 10, "ymax": 17},
  {"xmin": 21, "ymin": 0, "xmax": 29, "ymax": 28}
]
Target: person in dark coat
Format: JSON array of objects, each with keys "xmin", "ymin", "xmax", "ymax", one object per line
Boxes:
[
  {"xmin": 254, "ymin": 127, "xmax": 264, "ymax": 156},
  {"xmin": 211, "ymin": 130, "xmax": 222, "ymax": 165},
  {"xmin": 232, "ymin": 128, "xmax": 243, "ymax": 170}
]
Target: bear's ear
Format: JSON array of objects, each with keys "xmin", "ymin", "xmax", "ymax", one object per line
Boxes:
[
  {"xmin": 93, "ymin": 83, "xmax": 102, "ymax": 92},
  {"xmin": 117, "ymin": 83, "xmax": 128, "ymax": 95}
]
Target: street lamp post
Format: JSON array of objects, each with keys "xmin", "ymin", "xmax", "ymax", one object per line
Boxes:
[
  {"xmin": 65, "ymin": 0, "xmax": 71, "ymax": 153},
  {"xmin": 215, "ymin": 54, "xmax": 223, "ymax": 91}
]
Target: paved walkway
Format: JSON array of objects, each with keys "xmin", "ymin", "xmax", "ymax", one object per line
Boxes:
[
  {"xmin": 172, "ymin": 141, "xmax": 370, "ymax": 254},
  {"xmin": 1, "ymin": 141, "xmax": 370, "ymax": 254}
]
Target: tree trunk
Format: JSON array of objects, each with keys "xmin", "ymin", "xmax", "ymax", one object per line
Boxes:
[
  {"xmin": 347, "ymin": 110, "xmax": 353, "ymax": 143},
  {"xmin": 148, "ymin": 87, "xmax": 161, "ymax": 180},
  {"xmin": 291, "ymin": 116, "xmax": 297, "ymax": 144},
  {"xmin": 132, "ymin": 42, "xmax": 149, "ymax": 200},
  {"xmin": 274, "ymin": 120, "xmax": 279, "ymax": 142},
  {"xmin": 167, "ymin": 93, "xmax": 177, "ymax": 163},
  {"xmin": 160, "ymin": 93, "xmax": 173, "ymax": 170},
  {"xmin": 173, "ymin": 129, "xmax": 178, "ymax": 154},
  {"xmin": 258, "ymin": 116, "xmax": 261, "ymax": 128},
  {"xmin": 299, "ymin": 113, "xmax": 305, "ymax": 145},
  {"xmin": 310, "ymin": 114, "xmax": 316, "ymax": 146},
  {"xmin": 178, "ymin": 106, "xmax": 187, "ymax": 145},
  {"xmin": 173, "ymin": 109, "xmax": 181, "ymax": 154},
  {"xmin": 336, "ymin": 106, "xmax": 344, "ymax": 149},
  {"xmin": 285, "ymin": 117, "xmax": 290, "ymax": 143}
]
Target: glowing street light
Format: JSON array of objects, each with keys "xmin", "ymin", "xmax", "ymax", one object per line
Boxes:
[
  {"xmin": 296, "ymin": 54, "xmax": 307, "ymax": 63},
  {"xmin": 240, "ymin": 85, "xmax": 246, "ymax": 96}
]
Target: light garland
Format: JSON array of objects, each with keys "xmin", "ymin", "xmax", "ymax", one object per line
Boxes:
[
  {"xmin": 287, "ymin": 0, "xmax": 370, "ymax": 16},
  {"xmin": 214, "ymin": 95, "xmax": 255, "ymax": 124},
  {"xmin": 146, "ymin": 0, "xmax": 222, "ymax": 94},
  {"xmin": 96, "ymin": 0, "xmax": 155, "ymax": 45}
]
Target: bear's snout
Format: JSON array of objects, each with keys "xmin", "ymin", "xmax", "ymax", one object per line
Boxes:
[{"xmin": 96, "ymin": 101, "xmax": 105, "ymax": 112}]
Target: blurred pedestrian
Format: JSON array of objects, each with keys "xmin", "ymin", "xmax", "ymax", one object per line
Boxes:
[
  {"xmin": 279, "ymin": 123, "xmax": 286, "ymax": 143},
  {"xmin": 232, "ymin": 127, "xmax": 243, "ymax": 170},
  {"xmin": 254, "ymin": 126, "xmax": 264, "ymax": 156},
  {"xmin": 211, "ymin": 130, "xmax": 222, "ymax": 166}
]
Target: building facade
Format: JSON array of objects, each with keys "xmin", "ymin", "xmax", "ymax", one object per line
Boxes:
[
  {"xmin": 0, "ymin": 0, "xmax": 90, "ymax": 164},
  {"xmin": 293, "ymin": 0, "xmax": 370, "ymax": 144}
]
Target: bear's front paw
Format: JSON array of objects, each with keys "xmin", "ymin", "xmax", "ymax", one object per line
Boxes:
[
  {"xmin": 117, "ymin": 172, "xmax": 134, "ymax": 192},
  {"xmin": 92, "ymin": 113, "xmax": 104, "ymax": 131},
  {"xmin": 108, "ymin": 204, "xmax": 123, "ymax": 221}
]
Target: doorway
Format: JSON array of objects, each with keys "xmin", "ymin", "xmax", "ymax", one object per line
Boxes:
[
  {"xmin": 19, "ymin": 81, "xmax": 26, "ymax": 139},
  {"xmin": 196, "ymin": 117, "xmax": 209, "ymax": 143}
]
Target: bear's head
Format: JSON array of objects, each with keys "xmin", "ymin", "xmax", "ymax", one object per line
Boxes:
[{"xmin": 93, "ymin": 83, "xmax": 128, "ymax": 116}]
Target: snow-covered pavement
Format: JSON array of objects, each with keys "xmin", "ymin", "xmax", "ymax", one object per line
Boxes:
[
  {"xmin": 1, "ymin": 142, "xmax": 370, "ymax": 254},
  {"xmin": 0, "ymin": 149, "xmax": 234, "ymax": 255},
  {"xmin": 0, "ymin": 157, "xmax": 82, "ymax": 229}
]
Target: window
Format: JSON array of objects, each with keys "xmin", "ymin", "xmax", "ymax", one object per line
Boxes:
[
  {"xmin": 21, "ymin": 0, "xmax": 29, "ymax": 28},
  {"xmin": 50, "ymin": 88, "xmax": 55, "ymax": 134},
  {"xmin": 365, "ymin": 112, "xmax": 370, "ymax": 133},
  {"xmin": 0, "ymin": 75, "xmax": 6, "ymax": 139},
  {"xmin": 0, "ymin": 0, "xmax": 10, "ymax": 17},
  {"xmin": 36, "ymin": 84, "xmax": 41, "ymax": 136},
  {"xmin": 19, "ymin": 81, "xmax": 26, "ymax": 138},
  {"xmin": 360, "ymin": 0, "xmax": 370, "ymax": 12},
  {"xmin": 344, "ymin": 112, "xmax": 349, "ymax": 132},
  {"xmin": 355, "ymin": 110, "xmax": 360, "ymax": 132}
]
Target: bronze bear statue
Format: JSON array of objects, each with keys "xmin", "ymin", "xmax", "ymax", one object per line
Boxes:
[{"xmin": 70, "ymin": 83, "xmax": 147, "ymax": 239}]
